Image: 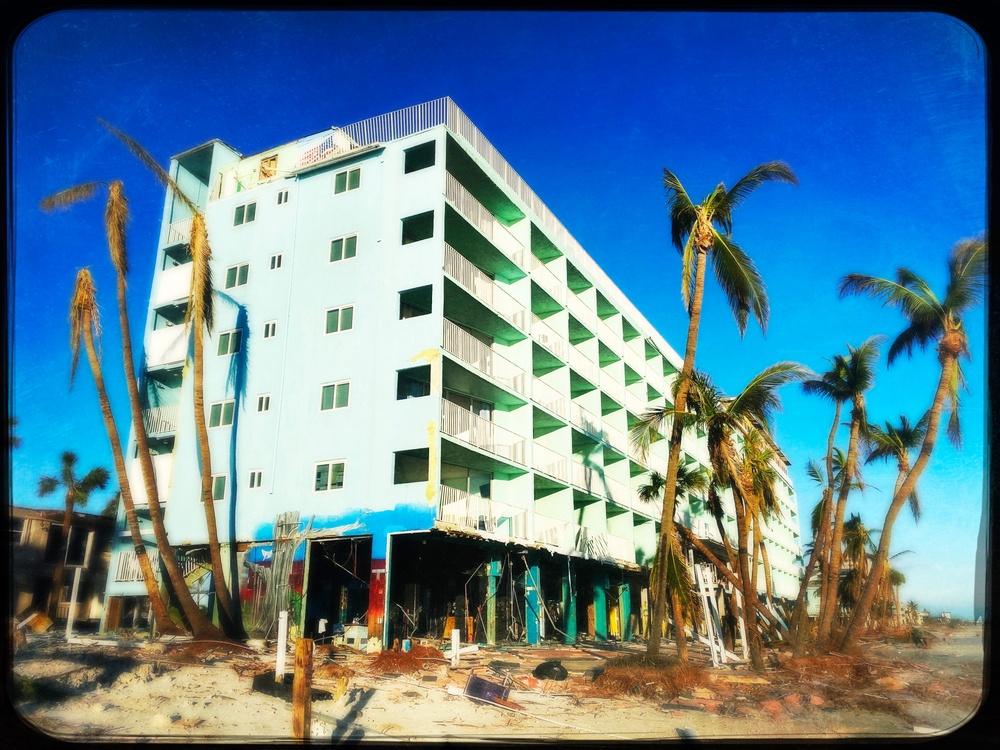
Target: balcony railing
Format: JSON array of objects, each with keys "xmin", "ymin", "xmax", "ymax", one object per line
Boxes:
[
  {"xmin": 625, "ymin": 389, "xmax": 646, "ymax": 415},
  {"xmin": 153, "ymin": 263, "xmax": 192, "ymax": 310},
  {"xmin": 606, "ymin": 534, "xmax": 635, "ymax": 563},
  {"xmin": 600, "ymin": 423, "xmax": 628, "ymax": 455},
  {"xmin": 437, "ymin": 484, "xmax": 528, "ymax": 539},
  {"xmin": 445, "ymin": 173, "xmax": 525, "ymax": 268},
  {"xmin": 568, "ymin": 345, "xmax": 599, "ymax": 386},
  {"xmin": 444, "ymin": 244, "xmax": 526, "ymax": 331},
  {"xmin": 441, "ymin": 400, "xmax": 526, "ymax": 466},
  {"xmin": 534, "ymin": 514, "xmax": 619, "ymax": 561},
  {"xmin": 442, "ymin": 319, "xmax": 526, "ymax": 396},
  {"xmin": 603, "ymin": 475, "xmax": 631, "ymax": 506},
  {"xmin": 570, "ymin": 461, "xmax": 601, "ymax": 496},
  {"xmin": 114, "ymin": 547, "xmax": 161, "ymax": 583},
  {"xmin": 566, "ymin": 292, "xmax": 597, "ymax": 330},
  {"xmin": 164, "ymin": 218, "xmax": 193, "ymax": 247},
  {"xmin": 142, "ymin": 404, "xmax": 179, "ymax": 436},
  {"xmin": 600, "ymin": 366, "xmax": 625, "ymax": 403},
  {"xmin": 632, "ymin": 489, "xmax": 661, "ymax": 518},
  {"xmin": 597, "ymin": 318, "xmax": 623, "ymax": 357},
  {"xmin": 569, "ymin": 403, "xmax": 601, "ymax": 439},
  {"xmin": 623, "ymin": 340, "xmax": 645, "ymax": 377},
  {"xmin": 128, "ymin": 453, "xmax": 173, "ymax": 507},
  {"xmin": 532, "ymin": 442, "xmax": 569, "ymax": 483},
  {"xmin": 531, "ymin": 377, "xmax": 568, "ymax": 419},
  {"xmin": 531, "ymin": 314, "xmax": 566, "ymax": 360},
  {"xmin": 530, "ymin": 254, "xmax": 566, "ymax": 305},
  {"xmin": 146, "ymin": 326, "xmax": 188, "ymax": 369}
]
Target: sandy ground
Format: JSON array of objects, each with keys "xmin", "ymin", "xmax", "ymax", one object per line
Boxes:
[{"xmin": 7, "ymin": 623, "xmax": 987, "ymax": 744}]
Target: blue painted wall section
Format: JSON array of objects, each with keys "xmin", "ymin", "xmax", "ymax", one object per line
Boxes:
[
  {"xmin": 524, "ymin": 555, "xmax": 541, "ymax": 645},
  {"xmin": 593, "ymin": 568, "xmax": 609, "ymax": 642}
]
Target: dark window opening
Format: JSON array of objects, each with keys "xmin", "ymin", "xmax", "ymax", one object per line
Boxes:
[
  {"xmin": 404, "ymin": 141, "xmax": 436, "ymax": 174},
  {"xmin": 393, "ymin": 452, "xmax": 430, "ymax": 484},
  {"xmin": 399, "ymin": 285, "xmax": 432, "ymax": 319},
  {"xmin": 397, "ymin": 365, "xmax": 431, "ymax": 400},
  {"xmin": 401, "ymin": 211, "xmax": 434, "ymax": 245}
]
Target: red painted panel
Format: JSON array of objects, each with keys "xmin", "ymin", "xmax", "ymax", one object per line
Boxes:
[{"xmin": 368, "ymin": 559, "xmax": 386, "ymax": 636}]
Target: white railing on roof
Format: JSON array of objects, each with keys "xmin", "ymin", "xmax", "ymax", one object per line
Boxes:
[
  {"xmin": 530, "ymin": 254, "xmax": 566, "ymax": 305},
  {"xmin": 437, "ymin": 484, "xmax": 528, "ymax": 540},
  {"xmin": 444, "ymin": 244, "xmax": 526, "ymax": 330},
  {"xmin": 567, "ymin": 345, "xmax": 599, "ymax": 386},
  {"xmin": 532, "ymin": 377, "xmax": 568, "ymax": 419},
  {"xmin": 445, "ymin": 174, "xmax": 525, "ymax": 268},
  {"xmin": 441, "ymin": 400, "xmax": 526, "ymax": 466},
  {"xmin": 442, "ymin": 319, "xmax": 526, "ymax": 395},
  {"xmin": 531, "ymin": 314, "xmax": 566, "ymax": 360},
  {"xmin": 294, "ymin": 128, "xmax": 366, "ymax": 170},
  {"xmin": 532, "ymin": 442, "xmax": 569, "ymax": 484}
]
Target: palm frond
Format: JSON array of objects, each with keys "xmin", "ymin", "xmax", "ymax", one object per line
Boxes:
[
  {"xmin": 40, "ymin": 182, "xmax": 104, "ymax": 212},
  {"xmin": 637, "ymin": 471, "xmax": 666, "ymax": 504},
  {"xmin": 719, "ymin": 161, "xmax": 798, "ymax": 215},
  {"xmin": 662, "ymin": 169, "xmax": 698, "ymax": 253},
  {"xmin": 944, "ymin": 237, "xmax": 987, "ymax": 314},
  {"xmin": 69, "ymin": 268, "xmax": 100, "ymax": 388},
  {"xmin": 727, "ymin": 361, "xmax": 809, "ymax": 431},
  {"xmin": 78, "ymin": 466, "xmax": 111, "ymax": 497},
  {"xmin": 805, "ymin": 459, "xmax": 824, "ymax": 485},
  {"xmin": 708, "ymin": 231, "xmax": 769, "ymax": 336},
  {"xmin": 105, "ymin": 181, "xmax": 129, "ymax": 278},
  {"xmin": 188, "ymin": 214, "xmax": 215, "ymax": 331},
  {"xmin": 37, "ymin": 476, "xmax": 59, "ymax": 497}
]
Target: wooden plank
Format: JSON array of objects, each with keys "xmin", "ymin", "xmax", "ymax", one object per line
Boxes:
[{"xmin": 292, "ymin": 638, "xmax": 313, "ymax": 739}]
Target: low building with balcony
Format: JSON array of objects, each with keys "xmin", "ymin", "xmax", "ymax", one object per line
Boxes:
[{"xmin": 103, "ymin": 98, "xmax": 802, "ymax": 646}]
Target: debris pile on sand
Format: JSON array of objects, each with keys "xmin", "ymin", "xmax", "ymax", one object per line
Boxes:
[
  {"xmin": 367, "ymin": 644, "xmax": 444, "ymax": 674},
  {"xmin": 590, "ymin": 653, "xmax": 705, "ymax": 699}
]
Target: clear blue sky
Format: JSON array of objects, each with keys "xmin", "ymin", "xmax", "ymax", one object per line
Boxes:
[{"xmin": 9, "ymin": 11, "xmax": 988, "ymax": 619}]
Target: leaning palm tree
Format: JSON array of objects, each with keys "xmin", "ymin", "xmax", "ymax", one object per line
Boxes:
[
  {"xmin": 634, "ymin": 361, "xmax": 807, "ymax": 669},
  {"xmin": 813, "ymin": 337, "xmax": 883, "ymax": 649},
  {"xmin": 638, "ymin": 463, "xmax": 710, "ymax": 660},
  {"xmin": 65, "ymin": 269, "xmax": 180, "ymax": 633},
  {"xmin": 640, "ymin": 162, "xmax": 797, "ymax": 658},
  {"xmin": 99, "ymin": 121, "xmax": 243, "ymax": 638},
  {"xmin": 37, "ymin": 450, "xmax": 110, "ymax": 620},
  {"xmin": 836, "ymin": 236, "xmax": 987, "ymax": 653},
  {"xmin": 864, "ymin": 414, "xmax": 928, "ymax": 523}
]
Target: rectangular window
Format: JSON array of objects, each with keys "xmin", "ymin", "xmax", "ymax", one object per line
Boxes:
[
  {"xmin": 263, "ymin": 320, "xmax": 277, "ymax": 339},
  {"xmin": 320, "ymin": 381, "xmax": 350, "ymax": 411},
  {"xmin": 277, "ymin": 189, "xmax": 289, "ymax": 205},
  {"xmin": 209, "ymin": 400, "xmax": 235, "ymax": 428},
  {"xmin": 212, "ymin": 474, "xmax": 227, "ymax": 501},
  {"xmin": 234, "ymin": 202, "xmax": 257, "ymax": 226},
  {"xmin": 217, "ymin": 329, "xmax": 243, "ymax": 356},
  {"xmin": 270, "ymin": 253, "xmax": 283, "ymax": 270},
  {"xmin": 404, "ymin": 141, "xmax": 436, "ymax": 173},
  {"xmin": 249, "ymin": 470, "xmax": 263, "ymax": 489},
  {"xmin": 225, "ymin": 263, "xmax": 250, "ymax": 289},
  {"xmin": 257, "ymin": 394, "xmax": 271, "ymax": 412},
  {"xmin": 325, "ymin": 305, "xmax": 354, "ymax": 334},
  {"xmin": 334, "ymin": 167, "xmax": 361, "ymax": 194},
  {"xmin": 329, "ymin": 235, "xmax": 358, "ymax": 263},
  {"xmin": 314, "ymin": 461, "xmax": 345, "ymax": 491},
  {"xmin": 401, "ymin": 211, "xmax": 434, "ymax": 244}
]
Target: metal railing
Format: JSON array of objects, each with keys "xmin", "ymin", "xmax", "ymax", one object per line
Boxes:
[
  {"xmin": 164, "ymin": 217, "xmax": 193, "ymax": 247},
  {"xmin": 568, "ymin": 345, "xmax": 599, "ymax": 385},
  {"xmin": 532, "ymin": 442, "xmax": 569, "ymax": 483},
  {"xmin": 530, "ymin": 254, "xmax": 566, "ymax": 305},
  {"xmin": 437, "ymin": 484, "xmax": 528, "ymax": 539},
  {"xmin": 534, "ymin": 514, "xmax": 617, "ymax": 561},
  {"xmin": 442, "ymin": 319, "xmax": 527, "ymax": 395},
  {"xmin": 597, "ymin": 318, "xmax": 623, "ymax": 357},
  {"xmin": 600, "ymin": 423, "xmax": 628, "ymax": 454},
  {"xmin": 603, "ymin": 475, "xmax": 631, "ymax": 506},
  {"xmin": 147, "ymin": 326, "xmax": 188, "ymax": 369},
  {"xmin": 531, "ymin": 314, "xmax": 566, "ymax": 360},
  {"xmin": 445, "ymin": 174, "xmax": 525, "ymax": 268},
  {"xmin": 606, "ymin": 533, "xmax": 635, "ymax": 563},
  {"xmin": 566, "ymin": 291, "xmax": 596, "ymax": 330},
  {"xmin": 441, "ymin": 400, "xmax": 526, "ymax": 466},
  {"xmin": 625, "ymin": 389, "xmax": 646, "ymax": 415},
  {"xmin": 623, "ymin": 341, "xmax": 645, "ymax": 377},
  {"xmin": 114, "ymin": 547, "xmax": 161, "ymax": 583},
  {"xmin": 153, "ymin": 262, "xmax": 192, "ymax": 309},
  {"xmin": 569, "ymin": 403, "xmax": 601, "ymax": 439},
  {"xmin": 444, "ymin": 244, "xmax": 526, "ymax": 330},
  {"xmin": 531, "ymin": 377, "xmax": 568, "ymax": 419},
  {"xmin": 142, "ymin": 404, "xmax": 179, "ymax": 436}
]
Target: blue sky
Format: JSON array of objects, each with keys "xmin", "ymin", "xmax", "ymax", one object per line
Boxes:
[{"xmin": 9, "ymin": 11, "xmax": 987, "ymax": 618}]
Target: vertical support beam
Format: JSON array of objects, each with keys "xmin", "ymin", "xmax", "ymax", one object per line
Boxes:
[
  {"xmin": 276, "ymin": 610, "xmax": 289, "ymax": 682},
  {"xmin": 486, "ymin": 558, "xmax": 500, "ymax": 645},
  {"xmin": 562, "ymin": 557, "xmax": 576, "ymax": 645},
  {"xmin": 619, "ymin": 580, "xmax": 631, "ymax": 641},
  {"xmin": 64, "ymin": 567, "xmax": 82, "ymax": 640},
  {"xmin": 593, "ymin": 568, "xmax": 609, "ymax": 642},
  {"xmin": 299, "ymin": 540, "xmax": 312, "ymax": 637},
  {"xmin": 524, "ymin": 555, "xmax": 541, "ymax": 645},
  {"xmin": 368, "ymin": 559, "xmax": 386, "ymax": 646},
  {"xmin": 451, "ymin": 629, "xmax": 460, "ymax": 668},
  {"xmin": 640, "ymin": 585, "xmax": 649, "ymax": 640},
  {"xmin": 292, "ymin": 638, "xmax": 313, "ymax": 739}
]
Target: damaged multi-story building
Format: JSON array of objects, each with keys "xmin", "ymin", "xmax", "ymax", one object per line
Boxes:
[{"xmin": 101, "ymin": 98, "xmax": 803, "ymax": 645}]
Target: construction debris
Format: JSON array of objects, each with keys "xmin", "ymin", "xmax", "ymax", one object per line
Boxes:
[{"xmin": 532, "ymin": 660, "xmax": 568, "ymax": 681}]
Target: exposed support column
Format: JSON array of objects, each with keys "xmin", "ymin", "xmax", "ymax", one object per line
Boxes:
[
  {"xmin": 486, "ymin": 557, "xmax": 501, "ymax": 645},
  {"xmin": 524, "ymin": 554, "xmax": 541, "ymax": 645},
  {"xmin": 620, "ymin": 580, "xmax": 631, "ymax": 641},
  {"xmin": 594, "ymin": 568, "xmax": 609, "ymax": 642},
  {"xmin": 562, "ymin": 557, "xmax": 577, "ymax": 645}
]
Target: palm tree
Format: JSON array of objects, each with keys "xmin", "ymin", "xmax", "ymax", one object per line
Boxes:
[
  {"xmin": 836, "ymin": 236, "xmax": 987, "ymax": 652},
  {"xmin": 64, "ymin": 269, "xmax": 180, "ymax": 632},
  {"xmin": 45, "ymin": 190, "xmax": 227, "ymax": 640},
  {"xmin": 813, "ymin": 337, "xmax": 883, "ymax": 649},
  {"xmin": 9, "ymin": 417, "xmax": 21, "ymax": 449},
  {"xmin": 99, "ymin": 121, "xmax": 243, "ymax": 638},
  {"xmin": 634, "ymin": 361, "xmax": 807, "ymax": 669},
  {"xmin": 638, "ymin": 463, "xmax": 710, "ymax": 660},
  {"xmin": 37, "ymin": 450, "xmax": 109, "ymax": 619},
  {"xmin": 864, "ymin": 414, "xmax": 928, "ymax": 522},
  {"xmin": 641, "ymin": 162, "xmax": 797, "ymax": 657}
]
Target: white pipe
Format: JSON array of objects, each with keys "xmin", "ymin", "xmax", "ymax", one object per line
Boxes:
[{"xmin": 276, "ymin": 610, "xmax": 289, "ymax": 682}]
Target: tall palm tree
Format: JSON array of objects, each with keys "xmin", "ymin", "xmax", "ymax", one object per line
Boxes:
[
  {"xmin": 836, "ymin": 236, "xmax": 987, "ymax": 652},
  {"xmin": 638, "ymin": 463, "xmax": 710, "ymax": 660},
  {"xmin": 814, "ymin": 337, "xmax": 883, "ymax": 649},
  {"xmin": 45, "ymin": 189, "xmax": 227, "ymax": 640},
  {"xmin": 634, "ymin": 361, "xmax": 807, "ymax": 669},
  {"xmin": 37, "ymin": 450, "xmax": 110, "ymax": 619},
  {"xmin": 65, "ymin": 269, "xmax": 181, "ymax": 633},
  {"xmin": 864, "ymin": 414, "xmax": 928, "ymax": 522},
  {"xmin": 642, "ymin": 162, "xmax": 797, "ymax": 657},
  {"xmin": 9, "ymin": 417, "xmax": 21, "ymax": 449},
  {"xmin": 99, "ymin": 121, "xmax": 243, "ymax": 638}
]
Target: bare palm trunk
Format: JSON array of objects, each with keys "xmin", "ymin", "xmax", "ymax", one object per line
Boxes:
[
  {"xmin": 837, "ymin": 354, "xmax": 957, "ymax": 652},
  {"xmin": 649, "ymin": 244, "xmax": 709, "ymax": 656},
  {"xmin": 733, "ymin": 484, "xmax": 764, "ymax": 670},
  {"xmin": 80, "ymin": 316, "xmax": 178, "ymax": 632},
  {"xmin": 48, "ymin": 500, "xmax": 72, "ymax": 620},
  {"xmin": 670, "ymin": 590, "xmax": 689, "ymax": 661}
]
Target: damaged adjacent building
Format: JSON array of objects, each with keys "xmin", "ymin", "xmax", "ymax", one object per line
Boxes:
[{"xmin": 101, "ymin": 98, "xmax": 803, "ymax": 645}]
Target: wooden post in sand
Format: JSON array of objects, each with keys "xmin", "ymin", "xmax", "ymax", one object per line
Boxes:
[{"xmin": 292, "ymin": 638, "xmax": 313, "ymax": 739}]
